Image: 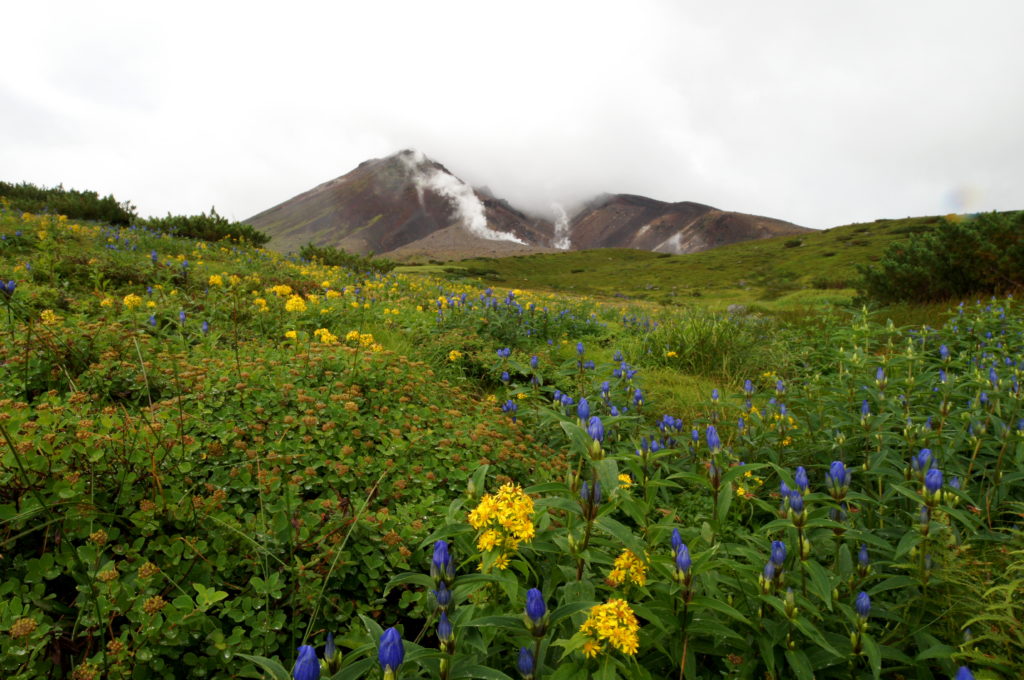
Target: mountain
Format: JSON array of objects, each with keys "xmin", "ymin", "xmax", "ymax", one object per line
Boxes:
[{"xmin": 247, "ymin": 150, "xmax": 809, "ymax": 259}]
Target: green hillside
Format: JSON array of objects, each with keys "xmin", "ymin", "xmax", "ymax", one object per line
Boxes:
[{"xmin": 425, "ymin": 214, "xmax": 950, "ymax": 309}]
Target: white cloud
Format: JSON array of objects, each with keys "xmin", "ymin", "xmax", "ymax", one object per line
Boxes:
[{"xmin": 2, "ymin": 0, "xmax": 1022, "ymax": 229}]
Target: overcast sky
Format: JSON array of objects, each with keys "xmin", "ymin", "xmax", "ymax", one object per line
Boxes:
[{"xmin": 3, "ymin": 1, "xmax": 1022, "ymax": 229}]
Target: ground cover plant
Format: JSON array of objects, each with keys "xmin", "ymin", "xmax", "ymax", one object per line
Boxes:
[{"xmin": 1, "ymin": 201, "xmax": 1021, "ymax": 680}]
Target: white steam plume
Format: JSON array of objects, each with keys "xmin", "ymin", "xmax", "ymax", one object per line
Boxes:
[
  {"xmin": 551, "ymin": 202, "xmax": 571, "ymax": 250},
  {"xmin": 399, "ymin": 150, "xmax": 526, "ymax": 245}
]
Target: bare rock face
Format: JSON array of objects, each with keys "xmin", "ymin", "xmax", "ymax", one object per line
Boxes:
[{"xmin": 247, "ymin": 150, "xmax": 809, "ymax": 259}]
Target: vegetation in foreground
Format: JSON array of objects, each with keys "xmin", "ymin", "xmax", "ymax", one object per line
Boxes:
[{"xmin": 1, "ymin": 201, "xmax": 1022, "ymax": 680}]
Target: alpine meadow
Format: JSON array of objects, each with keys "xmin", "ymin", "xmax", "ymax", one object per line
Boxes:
[{"xmin": 2, "ymin": 186, "xmax": 1024, "ymax": 680}]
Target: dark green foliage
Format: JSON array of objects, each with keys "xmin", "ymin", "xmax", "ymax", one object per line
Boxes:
[
  {"xmin": 297, "ymin": 242, "xmax": 396, "ymax": 274},
  {"xmin": 858, "ymin": 211, "xmax": 1024, "ymax": 303},
  {"xmin": 0, "ymin": 180, "xmax": 136, "ymax": 225},
  {"xmin": 144, "ymin": 207, "xmax": 270, "ymax": 245}
]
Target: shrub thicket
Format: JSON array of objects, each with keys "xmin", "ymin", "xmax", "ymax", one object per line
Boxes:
[
  {"xmin": 144, "ymin": 207, "xmax": 270, "ymax": 245},
  {"xmin": 297, "ymin": 242, "xmax": 396, "ymax": 275},
  {"xmin": 858, "ymin": 210, "xmax": 1024, "ymax": 303},
  {"xmin": 0, "ymin": 180, "xmax": 137, "ymax": 225}
]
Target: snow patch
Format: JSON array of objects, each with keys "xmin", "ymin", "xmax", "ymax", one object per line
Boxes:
[{"xmin": 399, "ymin": 151, "xmax": 526, "ymax": 245}]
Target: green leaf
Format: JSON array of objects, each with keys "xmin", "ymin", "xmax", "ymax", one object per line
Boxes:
[
  {"xmin": 237, "ymin": 653, "xmax": 291, "ymax": 680},
  {"xmin": 688, "ymin": 596, "xmax": 751, "ymax": 628},
  {"xmin": 862, "ymin": 634, "xmax": 882, "ymax": 679},
  {"xmin": 893, "ymin": 530, "xmax": 922, "ymax": 560},
  {"xmin": 784, "ymin": 648, "xmax": 815, "ymax": 680},
  {"xmin": 451, "ymin": 665, "xmax": 516, "ymax": 680},
  {"xmin": 549, "ymin": 600, "xmax": 598, "ymax": 626},
  {"xmin": 595, "ymin": 517, "xmax": 645, "ymax": 556},
  {"xmin": 803, "ymin": 561, "xmax": 834, "ymax": 610}
]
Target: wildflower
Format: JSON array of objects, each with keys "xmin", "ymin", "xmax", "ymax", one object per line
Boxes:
[
  {"xmin": 577, "ymin": 397, "xmax": 590, "ymax": 421},
  {"xmin": 178, "ymin": 310, "xmax": 186, "ymax": 324},
  {"xmin": 431, "ymin": 540, "xmax": 455, "ymax": 585},
  {"xmin": 633, "ymin": 388, "xmax": 643, "ymax": 406},
  {"xmin": 706, "ymin": 425, "xmax": 721, "ymax": 452},
  {"xmin": 576, "ymin": 341, "xmax": 585, "ymax": 355},
  {"xmin": 794, "ymin": 466, "xmax": 809, "ymax": 494},
  {"xmin": 855, "ymin": 591, "xmax": 870, "ymax": 619},
  {"xmin": 665, "ymin": 350, "xmax": 677, "ymax": 358},
  {"xmin": 956, "ymin": 667, "xmax": 975, "ymax": 680},
  {"xmin": 201, "ymin": 320, "xmax": 210, "ymax": 335},
  {"xmin": 587, "ymin": 415, "xmax": 604, "ymax": 443},
  {"xmin": 671, "ymin": 528, "xmax": 683, "ymax": 554},
  {"xmin": 675, "ymin": 543, "xmax": 692, "ymax": 575},
  {"xmin": 502, "ymin": 399, "xmax": 518, "ymax": 423},
  {"xmin": 924, "ymin": 468, "xmax": 943, "ymax": 505},
  {"xmin": 292, "ymin": 645, "xmax": 320, "ymax": 680},
  {"xmin": 378, "ymin": 627, "xmax": 404, "ymax": 679},
  {"xmin": 148, "ymin": 315, "xmax": 157, "ymax": 327},
  {"xmin": 826, "ymin": 460, "xmax": 851, "ymax": 500},
  {"xmin": 744, "ymin": 379, "xmax": 754, "ymax": 395},
  {"xmin": 525, "ymin": 588, "xmax": 547, "ymax": 636},
  {"xmin": 617, "ymin": 473, "xmax": 632, "ymax": 488},
  {"xmin": 789, "ymin": 491, "xmax": 806, "ymax": 524},
  {"xmin": 497, "ymin": 347, "xmax": 511, "ymax": 359},
  {"xmin": 437, "ymin": 611, "xmax": 454, "ymax": 649},
  {"xmin": 122, "ymin": 293, "xmax": 142, "ymax": 309},
  {"xmin": 579, "ymin": 599, "xmax": 640, "ymax": 656},
  {"xmin": 208, "ymin": 274, "xmax": 223, "ymax": 286},
  {"xmin": 518, "ymin": 647, "xmax": 535, "ymax": 678},
  {"xmin": 324, "ymin": 633, "xmax": 340, "ymax": 673},
  {"xmin": 911, "ymin": 449, "xmax": 933, "ymax": 473},
  {"xmin": 770, "ymin": 540, "xmax": 786, "ymax": 567},
  {"xmin": 607, "ymin": 549, "xmax": 647, "ymax": 587},
  {"xmin": 468, "ymin": 484, "xmax": 535, "ymax": 567},
  {"xmin": 448, "ymin": 349, "xmax": 462, "ymax": 361},
  {"xmin": 501, "ymin": 371, "xmax": 511, "ymax": 383},
  {"xmin": 284, "ymin": 330, "xmax": 297, "ymax": 340},
  {"xmin": 40, "ymin": 309, "xmax": 60, "ymax": 325},
  {"xmin": 711, "ymin": 388, "xmax": 720, "ymax": 403},
  {"xmin": 432, "ymin": 581, "xmax": 452, "ymax": 609},
  {"xmin": 285, "ymin": 295, "xmax": 307, "ymax": 313},
  {"xmin": 939, "ymin": 344, "xmax": 950, "ymax": 361}
]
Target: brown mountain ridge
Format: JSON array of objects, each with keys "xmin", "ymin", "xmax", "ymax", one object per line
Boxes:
[{"xmin": 246, "ymin": 150, "xmax": 810, "ymax": 259}]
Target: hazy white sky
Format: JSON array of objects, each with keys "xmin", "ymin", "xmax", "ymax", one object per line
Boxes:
[{"xmin": 3, "ymin": 1, "xmax": 1022, "ymax": 229}]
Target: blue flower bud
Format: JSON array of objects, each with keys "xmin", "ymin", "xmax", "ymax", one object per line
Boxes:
[
  {"xmin": 861, "ymin": 400, "xmax": 870, "ymax": 418},
  {"xmin": 433, "ymin": 581, "xmax": 452, "ymax": 608},
  {"xmin": 437, "ymin": 611, "xmax": 453, "ymax": 642},
  {"xmin": 517, "ymin": 647, "xmax": 535, "ymax": 676},
  {"xmin": 292, "ymin": 644, "xmax": 320, "ymax": 680},
  {"xmin": 794, "ymin": 466, "xmax": 809, "ymax": 493},
  {"xmin": 431, "ymin": 540, "xmax": 454, "ymax": 583},
  {"xmin": 671, "ymin": 528, "xmax": 683, "ymax": 554},
  {"xmin": 956, "ymin": 666, "xmax": 975, "ymax": 680},
  {"xmin": 763, "ymin": 560, "xmax": 776, "ymax": 580},
  {"xmin": 576, "ymin": 341, "xmax": 585, "ymax": 355},
  {"xmin": 855, "ymin": 591, "xmax": 871, "ymax": 619},
  {"xmin": 577, "ymin": 397, "xmax": 590, "ymax": 421},
  {"xmin": 587, "ymin": 415, "xmax": 604, "ymax": 443},
  {"xmin": 675, "ymin": 544, "xmax": 691, "ymax": 573},
  {"xmin": 789, "ymin": 491, "xmax": 805, "ymax": 515},
  {"xmin": 530, "ymin": 355, "xmax": 538, "ymax": 369},
  {"xmin": 706, "ymin": 425, "xmax": 721, "ymax": 451},
  {"xmin": 525, "ymin": 588, "xmax": 546, "ymax": 623},
  {"xmin": 324, "ymin": 633, "xmax": 336, "ymax": 661},
  {"xmin": 744, "ymin": 379, "xmax": 754, "ymax": 395},
  {"xmin": 770, "ymin": 540, "xmax": 786, "ymax": 567},
  {"xmin": 925, "ymin": 468, "xmax": 943, "ymax": 494},
  {"xmin": 711, "ymin": 388, "xmax": 720, "ymax": 402},
  {"xmin": 939, "ymin": 344, "xmax": 949, "ymax": 360},
  {"xmin": 378, "ymin": 627, "xmax": 404, "ymax": 673},
  {"xmin": 858, "ymin": 544, "xmax": 869, "ymax": 567}
]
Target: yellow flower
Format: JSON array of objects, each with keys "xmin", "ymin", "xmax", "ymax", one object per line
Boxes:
[
  {"xmin": 468, "ymin": 483, "xmax": 535, "ymax": 570},
  {"xmin": 40, "ymin": 309, "xmax": 60, "ymax": 325},
  {"xmin": 579, "ymin": 599, "xmax": 640, "ymax": 657},
  {"xmin": 617, "ymin": 473, "xmax": 633, "ymax": 488},
  {"xmin": 665, "ymin": 350, "xmax": 678, "ymax": 358},
  {"xmin": 122, "ymin": 294, "xmax": 142, "ymax": 309},
  {"xmin": 208, "ymin": 274, "xmax": 223, "ymax": 287},
  {"xmin": 146, "ymin": 301, "xmax": 156, "ymax": 308},
  {"xmin": 285, "ymin": 295, "xmax": 307, "ymax": 313},
  {"xmin": 448, "ymin": 350, "xmax": 463, "ymax": 362},
  {"xmin": 254, "ymin": 298, "xmax": 268, "ymax": 312},
  {"xmin": 606, "ymin": 549, "xmax": 647, "ymax": 587},
  {"xmin": 100, "ymin": 298, "xmax": 113, "ymax": 307},
  {"xmin": 284, "ymin": 330, "xmax": 297, "ymax": 340},
  {"xmin": 269, "ymin": 284, "xmax": 292, "ymax": 297}
]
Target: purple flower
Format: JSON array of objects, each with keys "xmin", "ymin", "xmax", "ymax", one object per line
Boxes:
[
  {"xmin": 855, "ymin": 591, "xmax": 870, "ymax": 618},
  {"xmin": 437, "ymin": 611, "xmax": 453, "ymax": 641},
  {"xmin": 706, "ymin": 425, "xmax": 721, "ymax": 452},
  {"xmin": 671, "ymin": 528, "xmax": 683, "ymax": 554},
  {"xmin": 576, "ymin": 341, "xmax": 584, "ymax": 355},
  {"xmin": 939, "ymin": 344, "xmax": 949, "ymax": 361},
  {"xmin": 675, "ymin": 543, "xmax": 691, "ymax": 573},
  {"xmin": 517, "ymin": 647, "xmax": 535, "ymax": 676},
  {"xmin": 711, "ymin": 388, "xmax": 720, "ymax": 402},
  {"xmin": 378, "ymin": 627, "xmax": 404, "ymax": 674},
  {"xmin": 912, "ymin": 449, "xmax": 933, "ymax": 472},
  {"xmin": 925, "ymin": 468, "xmax": 943, "ymax": 494},
  {"xmin": 431, "ymin": 540, "xmax": 454, "ymax": 583},
  {"xmin": 525, "ymin": 588, "xmax": 546, "ymax": 623},
  {"xmin": 788, "ymin": 491, "xmax": 804, "ymax": 515},
  {"xmin": 577, "ymin": 397, "xmax": 590, "ymax": 421},
  {"xmin": 858, "ymin": 544, "xmax": 869, "ymax": 567},
  {"xmin": 292, "ymin": 645, "xmax": 320, "ymax": 680},
  {"xmin": 770, "ymin": 540, "xmax": 786, "ymax": 566},
  {"xmin": 587, "ymin": 416, "xmax": 604, "ymax": 443},
  {"xmin": 530, "ymin": 355, "xmax": 538, "ymax": 369},
  {"xmin": 744, "ymin": 379, "xmax": 754, "ymax": 395},
  {"xmin": 794, "ymin": 467, "xmax": 809, "ymax": 493},
  {"xmin": 956, "ymin": 667, "xmax": 975, "ymax": 680}
]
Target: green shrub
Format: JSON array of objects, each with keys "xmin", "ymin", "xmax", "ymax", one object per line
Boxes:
[
  {"xmin": 858, "ymin": 211, "xmax": 1024, "ymax": 303},
  {"xmin": 1, "ymin": 180, "xmax": 137, "ymax": 225},
  {"xmin": 144, "ymin": 207, "xmax": 269, "ymax": 246},
  {"xmin": 297, "ymin": 242, "xmax": 396, "ymax": 275}
]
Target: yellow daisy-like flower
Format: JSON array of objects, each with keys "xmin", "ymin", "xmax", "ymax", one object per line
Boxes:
[
  {"xmin": 579, "ymin": 598, "xmax": 640, "ymax": 657},
  {"xmin": 284, "ymin": 330, "xmax": 297, "ymax": 340},
  {"xmin": 618, "ymin": 473, "xmax": 633, "ymax": 488},
  {"xmin": 269, "ymin": 284, "xmax": 292, "ymax": 297},
  {"xmin": 122, "ymin": 293, "xmax": 142, "ymax": 309},
  {"xmin": 208, "ymin": 274, "xmax": 223, "ymax": 286},
  {"xmin": 285, "ymin": 295, "xmax": 307, "ymax": 313},
  {"xmin": 607, "ymin": 549, "xmax": 647, "ymax": 587},
  {"xmin": 468, "ymin": 483, "xmax": 535, "ymax": 570}
]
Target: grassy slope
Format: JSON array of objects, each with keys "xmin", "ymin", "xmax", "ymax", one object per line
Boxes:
[{"xmin": 408, "ymin": 215, "xmax": 950, "ymax": 311}]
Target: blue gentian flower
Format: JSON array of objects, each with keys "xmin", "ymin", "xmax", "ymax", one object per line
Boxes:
[
  {"xmin": 432, "ymin": 581, "xmax": 452, "ymax": 609},
  {"xmin": 378, "ymin": 627, "xmax": 404, "ymax": 675},
  {"xmin": 925, "ymin": 468, "xmax": 943, "ymax": 494},
  {"xmin": 956, "ymin": 666, "xmax": 975, "ymax": 680},
  {"xmin": 437, "ymin": 611, "xmax": 453, "ymax": 642},
  {"xmin": 770, "ymin": 540, "xmax": 786, "ymax": 566},
  {"xmin": 744, "ymin": 379, "xmax": 754, "ymax": 395},
  {"xmin": 530, "ymin": 355, "xmax": 538, "ymax": 369},
  {"xmin": 576, "ymin": 341, "xmax": 584, "ymax": 355},
  {"xmin": 789, "ymin": 491, "xmax": 804, "ymax": 515},
  {"xmin": 517, "ymin": 647, "xmax": 535, "ymax": 676},
  {"xmin": 525, "ymin": 588, "xmax": 546, "ymax": 623},
  {"xmin": 292, "ymin": 644, "xmax": 320, "ymax": 680},
  {"xmin": 706, "ymin": 425, "xmax": 721, "ymax": 452},
  {"xmin": 675, "ymin": 543, "xmax": 692, "ymax": 573},
  {"xmin": 855, "ymin": 591, "xmax": 870, "ymax": 619},
  {"xmin": 587, "ymin": 415, "xmax": 604, "ymax": 442},
  {"xmin": 794, "ymin": 466, "xmax": 809, "ymax": 493},
  {"xmin": 431, "ymin": 540, "xmax": 454, "ymax": 583},
  {"xmin": 858, "ymin": 544, "xmax": 869, "ymax": 567},
  {"xmin": 671, "ymin": 528, "xmax": 683, "ymax": 553},
  {"xmin": 577, "ymin": 397, "xmax": 590, "ymax": 421}
]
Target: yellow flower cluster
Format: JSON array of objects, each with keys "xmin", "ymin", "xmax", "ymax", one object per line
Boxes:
[
  {"xmin": 284, "ymin": 330, "xmax": 298, "ymax": 340},
  {"xmin": 448, "ymin": 350, "xmax": 463, "ymax": 362},
  {"xmin": 269, "ymin": 284, "xmax": 293, "ymax": 297},
  {"xmin": 313, "ymin": 328, "xmax": 338, "ymax": 344},
  {"xmin": 468, "ymin": 483, "xmax": 535, "ymax": 568},
  {"xmin": 253, "ymin": 298, "xmax": 268, "ymax": 312},
  {"xmin": 617, "ymin": 473, "xmax": 632, "ymax": 488},
  {"xmin": 122, "ymin": 293, "xmax": 142, "ymax": 309},
  {"xmin": 40, "ymin": 309, "xmax": 60, "ymax": 326},
  {"xmin": 665, "ymin": 350, "xmax": 678, "ymax": 358},
  {"xmin": 579, "ymin": 598, "xmax": 640, "ymax": 657},
  {"xmin": 343, "ymin": 330, "xmax": 383, "ymax": 352},
  {"xmin": 208, "ymin": 274, "xmax": 223, "ymax": 287},
  {"xmin": 383, "ymin": 307, "xmax": 400, "ymax": 316},
  {"xmin": 607, "ymin": 549, "xmax": 647, "ymax": 587},
  {"xmin": 285, "ymin": 295, "xmax": 307, "ymax": 313}
]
